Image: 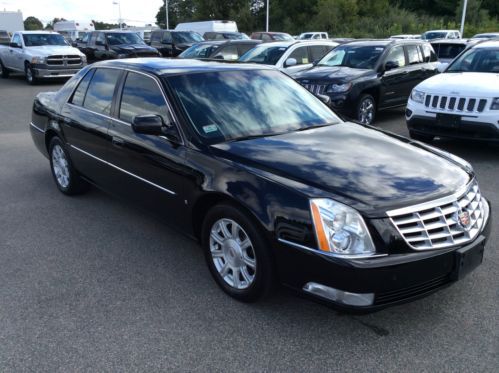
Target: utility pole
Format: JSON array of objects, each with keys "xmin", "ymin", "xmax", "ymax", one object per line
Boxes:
[
  {"xmin": 112, "ymin": 1, "xmax": 122, "ymax": 30},
  {"xmin": 165, "ymin": 0, "xmax": 169, "ymax": 29},
  {"xmin": 460, "ymin": 0, "xmax": 468, "ymax": 37},
  {"xmin": 266, "ymin": 0, "xmax": 269, "ymax": 32}
]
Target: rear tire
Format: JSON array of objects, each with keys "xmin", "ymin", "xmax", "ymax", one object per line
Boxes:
[
  {"xmin": 409, "ymin": 131, "xmax": 434, "ymax": 142},
  {"xmin": 49, "ymin": 137, "xmax": 89, "ymax": 195},
  {"xmin": 25, "ymin": 63, "xmax": 38, "ymax": 85},
  {"xmin": 356, "ymin": 94, "xmax": 376, "ymax": 125},
  {"xmin": 0, "ymin": 59, "xmax": 9, "ymax": 78},
  {"xmin": 201, "ymin": 203, "xmax": 275, "ymax": 303}
]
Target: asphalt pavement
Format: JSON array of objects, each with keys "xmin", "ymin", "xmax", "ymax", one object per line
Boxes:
[{"xmin": 0, "ymin": 75, "xmax": 498, "ymax": 372}]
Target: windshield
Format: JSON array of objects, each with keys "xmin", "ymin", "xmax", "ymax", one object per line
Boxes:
[
  {"xmin": 423, "ymin": 32, "xmax": 447, "ymax": 40},
  {"xmin": 172, "ymin": 32, "xmax": 203, "ymax": 44},
  {"xmin": 167, "ymin": 70, "xmax": 340, "ymax": 144},
  {"xmin": 318, "ymin": 45, "xmax": 385, "ymax": 69},
  {"xmin": 23, "ymin": 33, "xmax": 68, "ymax": 46},
  {"xmin": 431, "ymin": 43, "xmax": 466, "ymax": 59},
  {"xmin": 179, "ymin": 43, "xmax": 219, "ymax": 58},
  {"xmin": 225, "ymin": 33, "xmax": 249, "ymax": 40},
  {"xmin": 447, "ymin": 47, "xmax": 499, "ymax": 73},
  {"xmin": 106, "ymin": 32, "xmax": 144, "ymax": 45},
  {"xmin": 239, "ymin": 45, "xmax": 287, "ymax": 65},
  {"xmin": 273, "ymin": 33, "xmax": 293, "ymax": 41},
  {"xmin": 300, "ymin": 34, "xmax": 313, "ymax": 39}
]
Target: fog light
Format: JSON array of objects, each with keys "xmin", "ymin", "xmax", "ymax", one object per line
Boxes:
[
  {"xmin": 303, "ymin": 282, "xmax": 374, "ymax": 306},
  {"xmin": 406, "ymin": 108, "xmax": 413, "ymax": 118}
]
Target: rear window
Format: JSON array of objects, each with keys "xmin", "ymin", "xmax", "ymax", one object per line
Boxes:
[{"xmin": 431, "ymin": 43, "xmax": 466, "ymax": 60}]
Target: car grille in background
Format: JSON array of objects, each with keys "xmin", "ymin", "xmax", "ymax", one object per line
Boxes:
[
  {"xmin": 136, "ymin": 52, "xmax": 159, "ymax": 58},
  {"xmin": 387, "ymin": 180, "xmax": 486, "ymax": 250},
  {"xmin": 424, "ymin": 94, "xmax": 488, "ymax": 113},
  {"xmin": 374, "ymin": 275, "xmax": 450, "ymax": 305},
  {"xmin": 46, "ymin": 55, "xmax": 82, "ymax": 66},
  {"xmin": 302, "ymin": 83, "xmax": 327, "ymax": 95}
]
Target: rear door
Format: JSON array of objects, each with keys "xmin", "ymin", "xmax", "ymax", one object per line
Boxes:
[
  {"xmin": 61, "ymin": 67, "xmax": 122, "ymax": 186},
  {"xmin": 403, "ymin": 44, "xmax": 427, "ymax": 94},
  {"xmin": 106, "ymin": 70, "xmax": 188, "ymax": 226},
  {"xmin": 379, "ymin": 45, "xmax": 410, "ymax": 108}
]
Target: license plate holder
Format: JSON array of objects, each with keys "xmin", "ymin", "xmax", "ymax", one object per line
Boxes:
[
  {"xmin": 436, "ymin": 113, "xmax": 461, "ymax": 128},
  {"xmin": 451, "ymin": 242, "xmax": 484, "ymax": 281}
]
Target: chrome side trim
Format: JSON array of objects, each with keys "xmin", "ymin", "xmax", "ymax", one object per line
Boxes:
[
  {"xmin": 30, "ymin": 122, "xmax": 45, "ymax": 133},
  {"xmin": 277, "ymin": 238, "xmax": 387, "ymax": 260},
  {"xmin": 70, "ymin": 145, "xmax": 176, "ymax": 195}
]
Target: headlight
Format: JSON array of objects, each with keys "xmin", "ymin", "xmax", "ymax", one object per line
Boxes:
[
  {"xmin": 326, "ymin": 82, "xmax": 352, "ymax": 93},
  {"xmin": 410, "ymin": 89, "xmax": 425, "ymax": 104},
  {"xmin": 81, "ymin": 55, "xmax": 87, "ymax": 63},
  {"xmin": 117, "ymin": 53, "xmax": 128, "ymax": 59},
  {"xmin": 491, "ymin": 97, "xmax": 499, "ymax": 110},
  {"xmin": 310, "ymin": 199, "xmax": 375, "ymax": 257},
  {"xmin": 31, "ymin": 56, "xmax": 45, "ymax": 64}
]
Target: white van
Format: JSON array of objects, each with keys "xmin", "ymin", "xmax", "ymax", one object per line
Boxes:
[
  {"xmin": 175, "ymin": 20, "xmax": 238, "ymax": 35},
  {"xmin": 54, "ymin": 20, "xmax": 95, "ymax": 41}
]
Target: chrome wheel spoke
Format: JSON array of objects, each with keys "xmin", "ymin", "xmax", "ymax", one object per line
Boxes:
[
  {"xmin": 243, "ymin": 255, "xmax": 256, "ymax": 269},
  {"xmin": 210, "ymin": 231, "xmax": 224, "ymax": 245},
  {"xmin": 241, "ymin": 267, "xmax": 253, "ymax": 284},
  {"xmin": 240, "ymin": 238, "xmax": 251, "ymax": 250},
  {"xmin": 232, "ymin": 267, "xmax": 241, "ymax": 289},
  {"xmin": 219, "ymin": 262, "xmax": 230, "ymax": 277},
  {"xmin": 220, "ymin": 220, "xmax": 232, "ymax": 239}
]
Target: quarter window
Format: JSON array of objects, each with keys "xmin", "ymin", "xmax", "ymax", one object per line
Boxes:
[
  {"xmin": 70, "ymin": 69, "xmax": 95, "ymax": 106},
  {"xmin": 83, "ymin": 68, "xmax": 121, "ymax": 116},
  {"xmin": 288, "ymin": 46, "xmax": 309, "ymax": 65},
  {"xmin": 406, "ymin": 45, "xmax": 422, "ymax": 64},
  {"xmin": 119, "ymin": 72, "xmax": 171, "ymax": 124},
  {"xmin": 385, "ymin": 46, "xmax": 406, "ymax": 67},
  {"xmin": 422, "ymin": 44, "xmax": 437, "ymax": 62}
]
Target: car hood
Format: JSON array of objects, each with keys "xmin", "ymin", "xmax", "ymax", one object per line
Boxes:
[
  {"xmin": 27, "ymin": 45, "xmax": 84, "ymax": 57},
  {"xmin": 110, "ymin": 44, "xmax": 158, "ymax": 53},
  {"xmin": 211, "ymin": 123, "xmax": 470, "ymax": 216},
  {"xmin": 293, "ymin": 66, "xmax": 373, "ymax": 82},
  {"xmin": 416, "ymin": 72, "xmax": 499, "ymax": 96}
]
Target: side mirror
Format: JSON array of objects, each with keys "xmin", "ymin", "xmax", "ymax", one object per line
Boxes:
[
  {"xmin": 132, "ymin": 115, "xmax": 165, "ymax": 136},
  {"xmin": 437, "ymin": 62, "xmax": 449, "ymax": 73},
  {"xmin": 285, "ymin": 57, "xmax": 297, "ymax": 67},
  {"xmin": 312, "ymin": 59, "xmax": 320, "ymax": 66},
  {"xmin": 384, "ymin": 60, "xmax": 399, "ymax": 71},
  {"xmin": 9, "ymin": 42, "xmax": 21, "ymax": 48},
  {"xmin": 316, "ymin": 94, "xmax": 331, "ymax": 105},
  {"xmin": 71, "ymin": 42, "xmax": 78, "ymax": 47}
]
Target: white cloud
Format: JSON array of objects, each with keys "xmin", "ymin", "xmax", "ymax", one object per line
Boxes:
[{"xmin": 2, "ymin": 0, "xmax": 163, "ymax": 26}]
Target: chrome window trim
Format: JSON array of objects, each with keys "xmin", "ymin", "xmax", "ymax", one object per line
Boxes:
[
  {"xmin": 70, "ymin": 144, "xmax": 176, "ymax": 195},
  {"xmin": 277, "ymin": 238, "xmax": 387, "ymax": 260},
  {"xmin": 30, "ymin": 122, "xmax": 45, "ymax": 133}
]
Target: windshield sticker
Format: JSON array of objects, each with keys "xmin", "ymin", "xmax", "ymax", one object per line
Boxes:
[
  {"xmin": 203, "ymin": 124, "xmax": 219, "ymax": 134},
  {"xmin": 375, "ymin": 47, "xmax": 384, "ymax": 51}
]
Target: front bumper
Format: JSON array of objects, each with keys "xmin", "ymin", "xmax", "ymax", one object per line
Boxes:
[
  {"xmin": 32, "ymin": 63, "xmax": 85, "ymax": 78},
  {"xmin": 274, "ymin": 201, "xmax": 491, "ymax": 312}
]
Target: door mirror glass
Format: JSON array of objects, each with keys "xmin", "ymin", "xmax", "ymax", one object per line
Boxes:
[
  {"xmin": 285, "ymin": 57, "xmax": 297, "ymax": 67},
  {"xmin": 132, "ymin": 115, "xmax": 165, "ymax": 135},
  {"xmin": 437, "ymin": 62, "xmax": 449, "ymax": 73},
  {"xmin": 385, "ymin": 60, "xmax": 399, "ymax": 71}
]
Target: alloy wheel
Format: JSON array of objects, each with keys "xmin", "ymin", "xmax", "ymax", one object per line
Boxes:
[
  {"xmin": 51, "ymin": 145, "xmax": 70, "ymax": 188},
  {"xmin": 358, "ymin": 98, "xmax": 375, "ymax": 125}
]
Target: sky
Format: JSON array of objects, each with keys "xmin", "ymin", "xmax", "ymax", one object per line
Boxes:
[{"xmin": 1, "ymin": 0, "xmax": 164, "ymax": 26}]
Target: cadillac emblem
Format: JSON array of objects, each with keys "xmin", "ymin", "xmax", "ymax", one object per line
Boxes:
[{"xmin": 458, "ymin": 210, "xmax": 471, "ymax": 230}]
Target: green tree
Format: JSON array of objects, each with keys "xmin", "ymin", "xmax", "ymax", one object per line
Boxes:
[{"xmin": 24, "ymin": 16, "xmax": 44, "ymax": 30}]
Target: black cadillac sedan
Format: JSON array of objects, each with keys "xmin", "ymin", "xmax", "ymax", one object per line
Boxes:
[{"xmin": 30, "ymin": 59, "xmax": 491, "ymax": 311}]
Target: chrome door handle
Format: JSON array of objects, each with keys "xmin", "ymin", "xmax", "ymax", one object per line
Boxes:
[{"xmin": 112, "ymin": 137, "xmax": 125, "ymax": 147}]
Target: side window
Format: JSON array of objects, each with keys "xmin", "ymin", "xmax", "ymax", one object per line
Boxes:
[
  {"xmin": 163, "ymin": 32, "xmax": 172, "ymax": 43},
  {"xmin": 321, "ymin": 33, "xmax": 327, "ymax": 39},
  {"xmin": 312, "ymin": 34, "xmax": 320, "ymax": 39},
  {"xmin": 119, "ymin": 72, "xmax": 171, "ymax": 124},
  {"xmin": 151, "ymin": 32, "xmax": 161, "ymax": 43},
  {"xmin": 89, "ymin": 32, "xmax": 98, "ymax": 44},
  {"xmin": 261, "ymin": 34, "xmax": 271, "ymax": 42},
  {"xmin": 288, "ymin": 46, "xmax": 309, "ymax": 65},
  {"xmin": 309, "ymin": 45, "xmax": 330, "ymax": 61},
  {"xmin": 81, "ymin": 33, "xmax": 90, "ymax": 43},
  {"xmin": 238, "ymin": 44, "xmax": 256, "ymax": 56},
  {"xmin": 213, "ymin": 45, "xmax": 238, "ymax": 60},
  {"xmin": 12, "ymin": 34, "xmax": 21, "ymax": 46},
  {"xmin": 70, "ymin": 69, "xmax": 96, "ymax": 106},
  {"xmin": 96, "ymin": 33, "xmax": 106, "ymax": 45},
  {"xmin": 83, "ymin": 68, "xmax": 121, "ymax": 116},
  {"xmin": 406, "ymin": 45, "xmax": 422, "ymax": 64},
  {"xmin": 385, "ymin": 46, "xmax": 406, "ymax": 68},
  {"xmin": 422, "ymin": 43, "xmax": 437, "ymax": 62}
]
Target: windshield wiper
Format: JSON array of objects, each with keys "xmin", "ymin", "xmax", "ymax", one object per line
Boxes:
[
  {"xmin": 295, "ymin": 123, "xmax": 336, "ymax": 132},
  {"xmin": 230, "ymin": 123, "xmax": 336, "ymax": 142}
]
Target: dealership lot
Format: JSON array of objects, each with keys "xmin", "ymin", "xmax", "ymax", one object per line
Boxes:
[{"xmin": 0, "ymin": 76, "xmax": 498, "ymax": 371}]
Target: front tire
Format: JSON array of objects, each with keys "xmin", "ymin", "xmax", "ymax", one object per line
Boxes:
[
  {"xmin": 356, "ymin": 94, "xmax": 376, "ymax": 125},
  {"xmin": 201, "ymin": 203, "xmax": 274, "ymax": 302},
  {"xmin": 25, "ymin": 63, "xmax": 38, "ymax": 85},
  {"xmin": 409, "ymin": 131, "xmax": 434, "ymax": 142},
  {"xmin": 0, "ymin": 59, "xmax": 10, "ymax": 78},
  {"xmin": 49, "ymin": 137, "xmax": 89, "ymax": 195}
]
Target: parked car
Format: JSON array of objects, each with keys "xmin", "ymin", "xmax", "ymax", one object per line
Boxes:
[
  {"xmin": 422, "ymin": 29, "xmax": 461, "ymax": 40},
  {"xmin": 250, "ymin": 32, "xmax": 294, "ymax": 42},
  {"xmin": 406, "ymin": 40, "xmax": 499, "ymax": 142},
  {"xmin": 203, "ymin": 32, "xmax": 249, "ymax": 40},
  {"xmin": 0, "ymin": 31, "xmax": 86, "ymax": 85},
  {"xmin": 149, "ymin": 30, "xmax": 204, "ymax": 57},
  {"xmin": 293, "ymin": 39, "xmax": 439, "ymax": 125},
  {"xmin": 471, "ymin": 32, "xmax": 499, "ymax": 40},
  {"xmin": 330, "ymin": 37, "xmax": 355, "ymax": 44},
  {"xmin": 175, "ymin": 20, "xmax": 238, "ymax": 35},
  {"xmin": 76, "ymin": 31, "xmax": 160, "ymax": 62},
  {"xmin": 29, "ymin": 58, "xmax": 490, "ymax": 311},
  {"xmin": 430, "ymin": 39, "xmax": 470, "ymax": 64},
  {"xmin": 179, "ymin": 40, "xmax": 261, "ymax": 61},
  {"xmin": 0, "ymin": 30, "xmax": 10, "ymax": 45},
  {"xmin": 239, "ymin": 40, "xmax": 338, "ymax": 74},
  {"xmin": 298, "ymin": 32, "xmax": 329, "ymax": 40},
  {"xmin": 390, "ymin": 34, "xmax": 421, "ymax": 40}
]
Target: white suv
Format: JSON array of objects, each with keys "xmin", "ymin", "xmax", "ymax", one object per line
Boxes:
[{"xmin": 406, "ymin": 40, "xmax": 499, "ymax": 142}]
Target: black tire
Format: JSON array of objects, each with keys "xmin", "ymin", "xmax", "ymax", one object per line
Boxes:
[
  {"xmin": 409, "ymin": 131, "xmax": 434, "ymax": 143},
  {"xmin": 48, "ymin": 137, "xmax": 89, "ymax": 195},
  {"xmin": 356, "ymin": 94, "xmax": 376, "ymax": 125},
  {"xmin": 25, "ymin": 63, "xmax": 38, "ymax": 85},
  {"xmin": 0, "ymin": 59, "xmax": 10, "ymax": 78},
  {"xmin": 201, "ymin": 203, "xmax": 275, "ymax": 302}
]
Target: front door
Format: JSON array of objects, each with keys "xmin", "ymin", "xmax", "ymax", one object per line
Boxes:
[{"xmin": 379, "ymin": 45, "xmax": 410, "ymax": 108}]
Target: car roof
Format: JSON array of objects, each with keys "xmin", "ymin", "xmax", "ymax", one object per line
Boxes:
[
  {"xmin": 93, "ymin": 58, "xmax": 275, "ymax": 76},
  {"xmin": 192, "ymin": 40, "xmax": 260, "ymax": 46},
  {"xmin": 342, "ymin": 39, "xmax": 424, "ymax": 47},
  {"xmin": 471, "ymin": 40, "xmax": 499, "ymax": 48},
  {"xmin": 429, "ymin": 39, "xmax": 469, "ymax": 45},
  {"xmin": 424, "ymin": 30, "xmax": 459, "ymax": 33},
  {"xmin": 17, "ymin": 31, "xmax": 61, "ymax": 34},
  {"xmin": 250, "ymin": 40, "xmax": 336, "ymax": 48}
]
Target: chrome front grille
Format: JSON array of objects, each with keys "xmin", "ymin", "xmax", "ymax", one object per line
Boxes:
[
  {"xmin": 46, "ymin": 55, "xmax": 83, "ymax": 66},
  {"xmin": 302, "ymin": 83, "xmax": 327, "ymax": 95},
  {"xmin": 424, "ymin": 94, "xmax": 488, "ymax": 113},
  {"xmin": 387, "ymin": 180, "xmax": 488, "ymax": 250}
]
